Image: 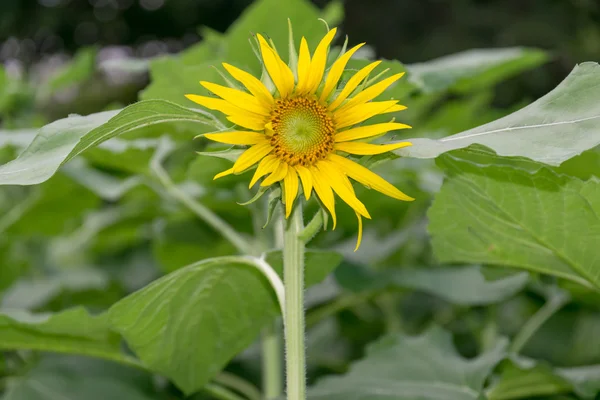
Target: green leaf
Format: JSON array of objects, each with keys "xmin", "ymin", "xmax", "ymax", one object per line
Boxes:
[
  {"xmin": 141, "ymin": 58, "xmax": 222, "ymax": 106},
  {"xmin": 488, "ymin": 360, "xmax": 572, "ymax": 400},
  {"xmin": 45, "ymin": 47, "xmax": 97, "ymax": 93},
  {"xmin": 6, "ymin": 174, "xmax": 99, "ymax": 237},
  {"xmin": 108, "ymin": 256, "xmax": 280, "ymax": 394},
  {"xmin": 151, "ymin": 217, "xmax": 236, "ymax": 274},
  {"xmin": 2, "ymin": 269, "xmax": 109, "ymax": 310},
  {"xmin": 0, "ymin": 308, "xmax": 133, "ymax": 366},
  {"xmin": 222, "ymin": 0, "xmax": 332, "ymax": 74},
  {"xmin": 0, "ymin": 100, "xmax": 214, "ymax": 186},
  {"xmin": 62, "ymin": 159, "xmax": 142, "ymax": 201},
  {"xmin": 307, "ymin": 326, "xmax": 507, "ymax": 400},
  {"xmin": 406, "ymin": 47, "xmax": 548, "ymax": 93},
  {"xmin": 3, "ymin": 356, "xmax": 154, "ymax": 400},
  {"xmin": 390, "ymin": 266, "xmax": 528, "ymax": 306},
  {"xmin": 398, "ymin": 62, "xmax": 600, "ymax": 165},
  {"xmin": 557, "ymin": 365, "xmax": 600, "ymax": 398},
  {"xmin": 428, "ymin": 150, "xmax": 600, "ymax": 289}
]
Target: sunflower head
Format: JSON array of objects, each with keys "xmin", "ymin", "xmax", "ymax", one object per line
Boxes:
[{"xmin": 186, "ymin": 22, "xmax": 414, "ymax": 250}]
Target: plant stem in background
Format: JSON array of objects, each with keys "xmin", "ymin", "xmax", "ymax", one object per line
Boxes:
[
  {"xmin": 509, "ymin": 290, "xmax": 570, "ymax": 354},
  {"xmin": 283, "ymin": 205, "xmax": 306, "ymax": 400},
  {"xmin": 213, "ymin": 372, "xmax": 262, "ymax": 400},
  {"xmin": 262, "ymin": 322, "xmax": 283, "ymax": 399},
  {"xmin": 151, "ymin": 157, "xmax": 255, "ymax": 255},
  {"xmin": 203, "ymin": 383, "xmax": 247, "ymax": 400}
]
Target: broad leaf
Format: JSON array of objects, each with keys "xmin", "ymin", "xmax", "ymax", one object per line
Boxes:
[
  {"xmin": 0, "ymin": 100, "xmax": 214, "ymax": 186},
  {"xmin": 390, "ymin": 266, "xmax": 528, "ymax": 306},
  {"xmin": 557, "ymin": 365, "xmax": 600, "ymax": 398},
  {"xmin": 108, "ymin": 256, "xmax": 281, "ymax": 394},
  {"xmin": 307, "ymin": 326, "xmax": 507, "ymax": 400},
  {"xmin": 0, "ymin": 308, "xmax": 128, "ymax": 364},
  {"xmin": 45, "ymin": 47, "xmax": 97, "ymax": 93},
  {"xmin": 488, "ymin": 360, "xmax": 571, "ymax": 400},
  {"xmin": 63, "ymin": 159, "xmax": 142, "ymax": 201},
  {"xmin": 398, "ymin": 62, "xmax": 600, "ymax": 165},
  {"xmin": 2, "ymin": 356, "xmax": 154, "ymax": 400},
  {"xmin": 428, "ymin": 151, "xmax": 600, "ymax": 289},
  {"xmin": 406, "ymin": 47, "xmax": 548, "ymax": 93}
]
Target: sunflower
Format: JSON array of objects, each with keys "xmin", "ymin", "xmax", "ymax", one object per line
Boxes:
[{"xmin": 186, "ymin": 26, "xmax": 414, "ymax": 250}]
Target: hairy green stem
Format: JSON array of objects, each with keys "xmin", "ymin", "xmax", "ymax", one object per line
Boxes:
[
  {"xmin": 298, "ymin": 210, "xmax": 323, "ymax": 243},
  {"xmin": 262, "ymin": 322, "xmax": 283, "ymax": 399},
  {"xmin": 283, "ymin": 205, "xmax": 306, "ymax": 400},
  {"xmin": 509, "ymin": 291, "xmax": 569, "ymax": 354}
]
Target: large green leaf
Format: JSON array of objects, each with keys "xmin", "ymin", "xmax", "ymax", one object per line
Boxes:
[
  {"xmin": 108, "ymin": 257, "xmax": 280, "ymax": 395},
  {"xmin": 398, "ymin": 62, "xmax": 600, "ymax": 165},
  {"xmin": 108, "ymin": 251, "xmax": 341, "ymax": 394},
  {"xmin": 221, "ymin": 0, "xmax": 334, "ymax": 73},
  {"xmin": 406, "ymin": 47, "xmax": 548, "ymax": 93},
  {"xmin": 428, "ymin": 150, "xmax": 600, "ymax": 289},
  {"xmin": 489, "ymin": 356, "xmax": 600, "ymax": 400},
  {"xmin": 0, "ymin": 100, "xmax": 213, "ymax": 186},
  {"xmin": 0, "ymin": 308, "xmax": 132, "ymax": 365},
  {"xmin": 141, "ymin": 59, "xmax": 222, "ymax": 106},
  {"xmin": 557, "ymin": 365, "xmax": 600, "ymax": 398},
  {"xmin": 335, "ymin": 264, "xmax": 528, "ymax": 306},
  {"xmin": 488, "ymin": 360, "xmax": 572, "ymax": 400},
  {"xmin": 390, "ymin": 266, "xmax": 528, "ymax": 306},
  {"xmin": 44, "ymin": 47, "xmax": 97, "ymax": 93},
  {"xmin": 307, "ymin": 326, "xmax": 507, "ymax": 400},
  {"xmin": 2, "ymin": 356, "xmax": 154, "ymax": 400}
]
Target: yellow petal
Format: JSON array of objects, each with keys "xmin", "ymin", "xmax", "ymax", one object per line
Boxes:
[
  {"xmin": 385, "ymin": 104, "xmax": 407, "ymax": 113},
  {"xmin": 222, "ymin": 62, "xmax": 274, "ymax": 107},
  {"xmin": 295, "ymin": 165, "xmax": 313, "ymax": 200},
  {"xmin": 334, "ymin": 100, "xmax": 400, "ymax": 129},
  {"xmin": 335, "ymin": 73, "xmax": 405, "ymax": 114},
  {"xmin": 305, "ymin": 28, "xmax": 337, "ymax": 94},
  {"xmin": 232, "ymin": 142, "xmax": 272, "ymax": 174},
  {"xmin": 296, "ymin": 37, "xmax": 312, "ymax": 94},
  {"xmin": 317, "ymin": 161, "xmax": 370, "ymax": 218},
  {"xmin": 354, "ymin": 212, "xmax": 363, "ymax": 252},
  {"xmin": 329, "ymin": 154, "xmax": 414, "ymax": 201},
  {"xmin": 335, "ymin": 141, "xmax": 412, "ymax": 155},
  {"xmin": 335, "ymin": 122, "xmax": 411, "ymax": 142},
  {"xmin": 185, "ymin": 94, "xmax": 265, "ymax": 120},
  {"xmin": 328, "ymin": 61, "xmax": 381, "ymax": 110},
  {"xmin": 214, "ymin": 167, "xmax": 234, "ymax": 180},
  {"xmin": 200, "ymin": 81, "xmax": 270, "ymax": 116},
  {"xmin": 204, "ymin": 131, "xmax": 267, "ymax": 145},
  {"xmin": 226, "ymin": 114, "xmax": 268, "ymax": 131},
  {"xmin": 261, "ymin": 161, "xmax": 289, "ymax": 187},
  {"xmin": 249, "ymin": 155, "xmax": 279, "ymax": 188},
  {"xmin": 257, "ymin": 34, "xmax": 295, "ymax": 98},
  {"xmin": 319, "ymin": 43, "xmax": 365, "ymax": 102},
  {"xmin": 310, "ymin": 166, "xmax": 337, "ymax": 229},
  {"xmin": 283, "ymin": 167, "xmax": 299, "ymax": 218}
]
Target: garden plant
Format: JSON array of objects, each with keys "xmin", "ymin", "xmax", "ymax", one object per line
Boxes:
[{"xmin": 1, "ymin": 0, "xmax": 600, "ymax": 399}]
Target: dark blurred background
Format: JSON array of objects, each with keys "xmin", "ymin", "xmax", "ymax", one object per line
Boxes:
[{"xmin": 1, "ymin": 0, "xmax": 599, "ymax": 116}]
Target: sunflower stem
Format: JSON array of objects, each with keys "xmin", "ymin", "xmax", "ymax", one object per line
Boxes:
[
  {"xmin": 262, "ymin": 322, "xmax": 283, "ymax": 399},
  {"xmin": 283, "ymin": 204, "xmax": 306, "ymax": 400}
]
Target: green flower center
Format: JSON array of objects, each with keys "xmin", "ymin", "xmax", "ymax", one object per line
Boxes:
[{"xmin": 269, "ymin": 97, "xmax": 335, "ymax": 166}]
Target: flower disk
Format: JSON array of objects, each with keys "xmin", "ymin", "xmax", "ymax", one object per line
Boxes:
[
  {"xmin": 186, "ymin": 26, "xmax": 415, "ymax": 250},
  {"xmin": 270, "ymin": 97, "xmax": 335, "ymax": 166}
]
